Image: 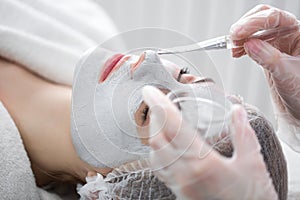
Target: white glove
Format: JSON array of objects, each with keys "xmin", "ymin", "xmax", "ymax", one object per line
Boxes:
[
  {"xmin": 142, "ymin": 85, "xmax": 278, "ymax": 200},
  {"xmin": 230, "ymin": 4, "xmax": 300, "ymax": 151}
]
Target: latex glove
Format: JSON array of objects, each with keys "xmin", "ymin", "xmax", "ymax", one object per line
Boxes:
[
  {"xmin": 142, "ymin": 85, "xmax": 278, "ymax": 200},
  {"xmin": 230, "ymin": 4, "xmax": 300, "ymax": 151}
]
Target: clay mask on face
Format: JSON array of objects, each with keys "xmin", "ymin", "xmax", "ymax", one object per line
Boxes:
[{"xmin": 72, "ymin": 48, "xmax": 190, "ymax": 168}]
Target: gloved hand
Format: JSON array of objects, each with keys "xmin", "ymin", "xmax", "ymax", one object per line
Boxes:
[
  {"xmin": 142, "ymin": 85, "xmax": 278, "ymax": 200},
  {"xmin": 230, "ymin": 4, "xmax": 300, "ymax": 151}
]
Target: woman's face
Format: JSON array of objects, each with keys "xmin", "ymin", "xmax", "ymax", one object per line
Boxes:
[
  {"xmin": 97, "ymin": 51, "xmax": 213, "ymax": 145},
  {"xmin": 73, "ymin": 49, "xmax": 216, "ymax": 168}
]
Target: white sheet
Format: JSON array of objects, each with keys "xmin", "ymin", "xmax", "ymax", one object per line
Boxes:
[{"xmin": 0, "ymin": 0, "xmax": 119, "ymax": 85}]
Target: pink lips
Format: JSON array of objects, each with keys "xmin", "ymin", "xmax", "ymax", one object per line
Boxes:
[{"xmin": 99, "ymin": 54, "xmax": 124, "ymax": 83}]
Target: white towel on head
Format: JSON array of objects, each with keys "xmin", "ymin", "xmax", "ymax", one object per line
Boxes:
[{"xmin": 0, "ymin": 0, "xmax": 119, "ymax": 85}]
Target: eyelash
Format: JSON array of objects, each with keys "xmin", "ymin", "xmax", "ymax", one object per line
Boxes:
[
  {"xmin": 181, "ymin": 67, "xmax": 190, "ymax": 74},
  {"xmin": 141, "ymin": 106, "xmax": 149, "ymax": 123},
  {"xmin": 177, "ymin": 67, "xmax": 190, "ymax": 81}
]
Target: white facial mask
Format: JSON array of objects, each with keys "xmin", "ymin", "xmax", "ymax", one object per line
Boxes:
[{"xmin": 72, "ymin": 47, "xmax": 190, "ymax": 168}]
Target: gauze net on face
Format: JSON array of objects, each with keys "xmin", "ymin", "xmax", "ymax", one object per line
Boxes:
[
  {"xmin": 77, "ymin": 96, "xmax": 287, "ymax": 200},
  {"xmin": 78, "ymin": 160, "xmax": 176, "ymax": 200}
]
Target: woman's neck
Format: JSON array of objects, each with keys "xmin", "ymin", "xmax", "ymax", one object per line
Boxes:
[{"xmin": 0, "ymin": 60, "xmax": 111, "ymax": 186}]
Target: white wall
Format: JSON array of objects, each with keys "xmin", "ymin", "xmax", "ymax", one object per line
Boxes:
[{"xmin": 96, "ymin": 0, "xmax": 300, "ymax": 124}]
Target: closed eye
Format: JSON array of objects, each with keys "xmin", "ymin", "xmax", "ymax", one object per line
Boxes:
[
  {"xmin": 176, "ymin": 67, "xmax": 215, "ymax": 85},
  {"xmin": 136, "ymin": 89, "xmax": 170, "ymax": 127},
  {"xmin": 141, "ymin": 106, "xmax": 149, "ymax": 125}
]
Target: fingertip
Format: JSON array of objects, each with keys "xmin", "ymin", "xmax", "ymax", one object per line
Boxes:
[
  {"xmin": 232, "ymin": 48, "xmax": 246, "ymax": 58},
  {"xmin": 149, "ymin": 137, "xmax": 162, "ymax": 150},
  {"xmin": 142, "ymin": 85, "xmax": 160, "ymax": 102},
  {"xmin": 231, "ymin": 105, "xmax": 256, "ymax": 137},
  {"xmin": 230, "ymin": 105, "xmax": 248, "ymax": 143},
  {"xmin": 244, "ymin": 39, "xmax": 261, "ymax": 56},
  {"xmin": 244, "ymin": 39, "xmax": 266, "ymax": 65},
  {"xmin": 230, "ymin": 105, "xmax": 260, "ymax": 157},
  {"xmin": 142, "ymin": 85, "xmax": 168, "ymax": 108},
  {"xmin": 232, "ymin": 104, "xmax": 247, "ymax": 125},
  {"xmin": 244, "ymin": 39, "xmax": 281, "ymax": 70},
  {"xmin": 232, "ymin": 49, "xmax": 239, "ymax": 57},
  {"xmin": 230, "ymin": 24, "xmax": 243, "ymax": 40}
]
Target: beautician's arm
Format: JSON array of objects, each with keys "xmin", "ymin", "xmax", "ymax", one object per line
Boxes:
[{"xmin": 230, "ymin": 4, "xmax": 300, "ymax": 150}]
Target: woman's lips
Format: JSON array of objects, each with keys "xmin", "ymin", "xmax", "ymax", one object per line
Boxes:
[
  {"xmin": 99, "ymin": 52, "xmax": 157, "ymax": 82},
  {"xmin": 99, "ymin": 54, "xmax": 124, "ymax": 82}
]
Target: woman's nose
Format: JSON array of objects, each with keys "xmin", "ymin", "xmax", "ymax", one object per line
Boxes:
[
  {"xmin": 130, "ymin": 50, "xmax": 161, "ymax": 74},
  {"xmin": 130, "ymin": 52, "xmax": 145, "ymax": 74},
  {"xmin": 143, "ymin": 50, "xmax": 161, "ymax": 63}
]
